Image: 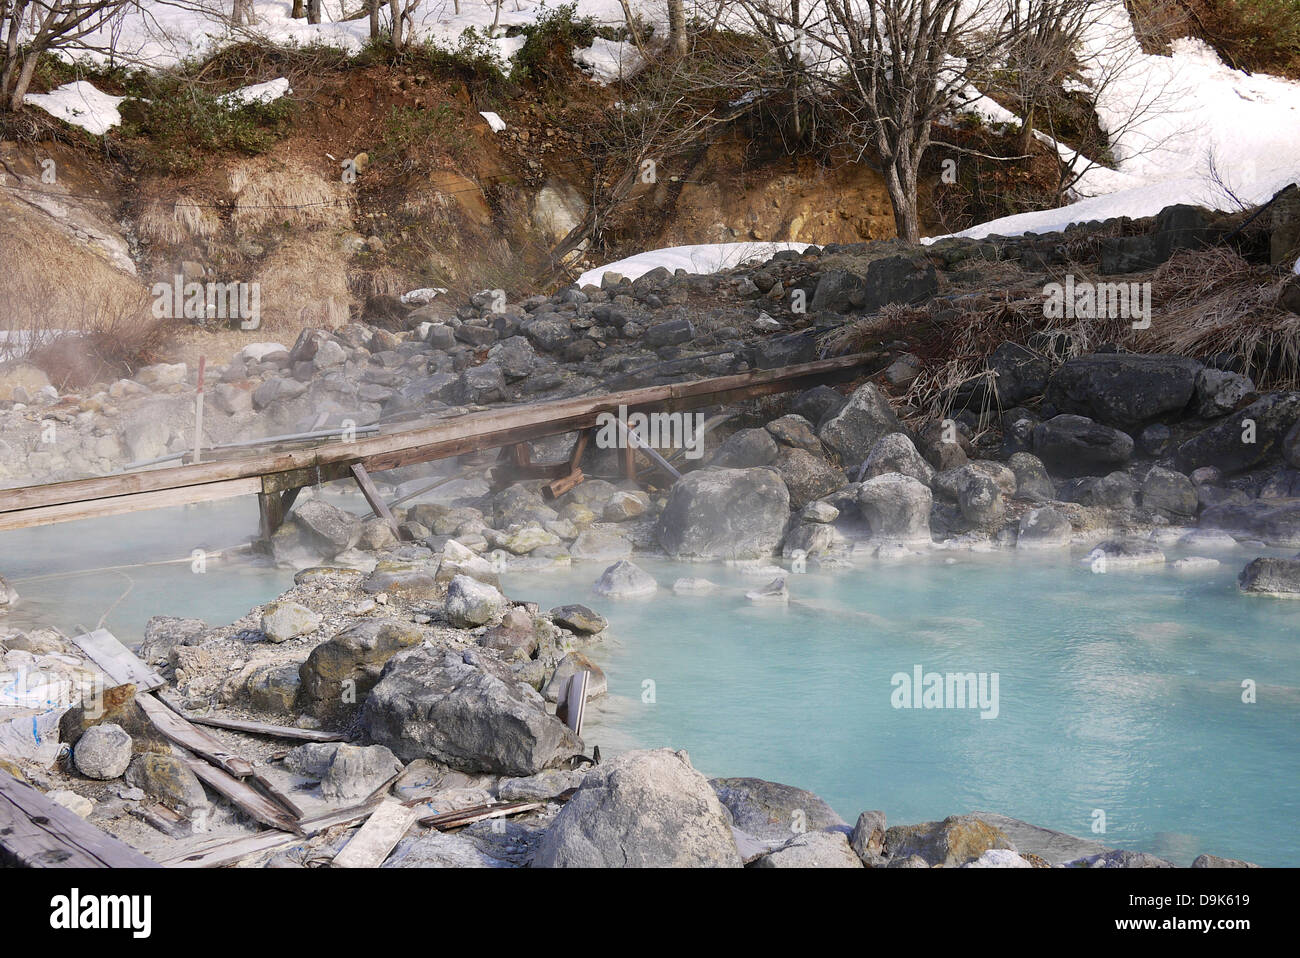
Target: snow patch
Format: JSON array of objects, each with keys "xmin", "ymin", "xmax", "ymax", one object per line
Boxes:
[
  {"xmin": 219, "ymin": 77, "xmax": 291, "ymax": 108},
  {"xmin": 23, "ymin": 81, "xmax": 124, "ymax": 135},
  {"xmin": 479, "ymin": 111, "xmax": 507, "ymax": 133},
  {"xmin": 577, "ymin": 242, "xmax": 809, "ymax": 287},
  {"xmin": 574, "ymin": 38, "xmax": 647, "ymax": 84}
]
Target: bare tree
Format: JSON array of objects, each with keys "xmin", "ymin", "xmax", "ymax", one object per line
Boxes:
[
  {"xmin": 995, "ymin": 0, "xmax": 1090, "ymax": 155},
  {"xmin": 1, "ymin": 0, "xmax": 135, "ymax": 112},
  {"xmin": 817, "ymin": 0, "xmax": 1007, "ymax": 243}
]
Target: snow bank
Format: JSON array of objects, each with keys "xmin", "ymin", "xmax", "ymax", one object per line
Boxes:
[
  {"xmin": 574, "ymin": 38, "xmax": 648, "ymax": 84},
  {"xmin": 577, "ymin": 242, "xmax": 810, "ymax": 286},
  {"xmin": 23, "ymin": 81, "xmax": 125, "ymax": 135},
  {"xmin": 219, "ymin": 77, "xmax": 292, "ymax": 108}
]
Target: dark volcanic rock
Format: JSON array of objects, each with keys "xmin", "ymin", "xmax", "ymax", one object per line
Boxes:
[
  {"xmin": 1177, "ymin": 393, "xmax": 1300, "ymax": 475},
  {"xmin": 1044, "ymin": 354, "xmax": 1200, "ymax": 429},
  {"xmin": 1032, "ymin": 415, "xmax": 1134, "ymax": 477}
]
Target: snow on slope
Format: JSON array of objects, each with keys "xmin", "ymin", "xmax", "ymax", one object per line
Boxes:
[
  {"xmin": 932, "ymin": 4, "xmax": 1300, "ymax": 240},
  {"xmin": 23, "ymin": 82, "xmax": 126, "ymax": 136},
  {"xmin": 576, "ymin": 242, "xmax": 810, "ymax": 286}
]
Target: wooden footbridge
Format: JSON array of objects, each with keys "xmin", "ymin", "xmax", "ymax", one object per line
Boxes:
[{"xmin": 0, "ymin": 354, "xmax": 878, "ymax": 538}]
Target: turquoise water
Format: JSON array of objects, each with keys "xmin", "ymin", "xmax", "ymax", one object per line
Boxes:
[
  {"xmin": 505, "ymin": 551, "xmax": 1300, "ymax": 866},
  {"xmin": 3, "ymin": 499, "xmax": 1298, "ymax": 864}
]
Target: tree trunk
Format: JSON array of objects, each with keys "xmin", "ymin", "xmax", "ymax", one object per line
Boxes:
[
  {"xmin": 307, "ymin": 0, "xmax": 321, "ymax": 25},
  {"xmin": 1018, "ymin": 102, "xmax": 1036, "ymax": 156},
  {"xmin": 7, "ymin": 50, "xmax": 39, "ymax": 113},
  {"xmin": 388, "ymin": 0, "xmax": 402, "ymax": 48},
  {"xmin": 291, "ymin": 0, "xmax": 304, "ymax": 18},
  {"xmin": 369, "ymin": 0, "xmax": 379, "ymax": 38},
  {"xmin": 667, "ymin": 0, "xmax": 687, "ymax": 56},
  {"xmin": 883, "ymin": 157, "xmax": 921, "ymax": 245}
]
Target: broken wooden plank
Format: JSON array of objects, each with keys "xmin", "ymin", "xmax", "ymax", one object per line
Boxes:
[
  {"xmin": 186, "ymin": 713, "xmax": 345, "ymax": 743},
  {"xmin": 159, "ymin": 802, "xmax": 380, "ymax": 868},
  {"xmin": 413, "ymin": 798, "xmax": 548, "ymax": 830},
  {"xmin": 0, "ymin": 770, "xmax": 159, "ymax": 868},
  {"xmin": 70, "ymin": 629, "xmax": 165, "ymax": 692},
  {"xmin": 137, "ymin": 694, "xmax": 254, "ymax": 777},
  {"xmin": 330, "ymin": 800, "xmax": 418, "ymax": 868},
  {"xmin": 126, "ymin": 801, "xmax": 192, "ymax": 840},
  {"xmin": 249, "ymin": 773, "xmax": 306, "ymax": 820},
  {"xmin": 179, "ymin": 754, "xmax": 303, "ymax": 835}
]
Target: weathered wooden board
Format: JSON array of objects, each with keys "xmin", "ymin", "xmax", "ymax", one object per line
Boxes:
[
  {"xmin": 0, "ymin": 354, "xmax": 879, "ymax": 530},
  {"xmin": 0, "ymin": 770, "xmax": 158, "ymax": 868},
  {"xmin": 414, "ymin": 799, "xmax": 548, "ymax": 830},
  {"xmin": 159, "ymin": 802, "xmax": 379, "ymax": 868},
  {"xmin": 330, "ymin": 800, "xmax": 418, "ymax": 868},
  {"xmin": 179, "ymin": 755, "xmax": 302, "ymax": 835},
  {"xmin": 186, "ymin": 713, "xmax": 345, "ymax": 743},
  {"xmin": 136, "ymin": 694, "xmax": 254, "ymax": 778},
  {"xmin": 69, "ymin": 629, "xmax": 165, "ymax": 692}
]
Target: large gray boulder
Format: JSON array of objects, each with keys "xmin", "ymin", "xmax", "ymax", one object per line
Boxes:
[
  {"xmin": 953, "ymin": 466, "xmax": 1006, "ymax": 530},
  {"xmin": 1141, "ymin": 466, "xmax": 1198, "ymax": 517},
  {"xmin": 444, "ymin": 575, "xmax": 509, "ymax": 628},
  {"xmin": 362, "ymin": 647, "xmax": 582, "ymax": 775},
  {"xmin": 709, "ymin": 428, "xmax": 779, "ymax": 468},
  {"xmin": 1238, "ymin": 556, "xmax": 1300, "ymax": 596},
  {"xmin": 856, "ymin": 473, "xmax": 933, "ymax": 545},
  {"xmin": 1032, "ymin": 414, "xmax": 1134, "ymax": 477},
  {"xmin": 592, "ymin": 560, "xmax": 658, "ymax": 598},
  {"xmin": 297, "ymin": 618, "xmax": 424, "ymax": 722},
  {"xmin": 1016, "ymin": 506, "xmax": 1073, "ymax": 549},
  {"xmin": 1044, "ymin": 354, "xmax": 1200, "ymax": 429},
  {"xmin": 817, "ymin": 383, "xmax": 905, "ymax": 466},
  {"xmin": 1200, "ymin": 499, "xmax": 1300, "ymax": 548},
  {"xmin": 885, "ymin": 814, "xmax": 1015, "ymax": 867},
  {"xmin": 656, "ymin": 467, "xmax": 789, "ymax": 559},
  {"xmin": 772, "ymin": 447, "xmax": 846, "ymax": 509},
  {"xmin": 292, "ymin": 499, "xmax": 361, "ymax": 558},
  {"xmin": 810, "ymin": 256, "xmax": 937, "ymax": 313},
  {"xmin": 534, "ymin": 749, "xmax": 742, "ymax": 868},
  {"xmin": 710, "ymin": 777, "xmax": 847, "ymax": 843},
  {"xmin": 1177, "ymin": 392, "xmax": 1300, "ymax": 474},
  {"xmin": 861, "ymin": 432, "xmax": 934, "ymax": 486},
  {"xmin": 751, "ymin": 830, "xmax": 863, "ymax": 868}
]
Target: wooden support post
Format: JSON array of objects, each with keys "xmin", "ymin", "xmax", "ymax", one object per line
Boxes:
[
  {"xmin": 620, "ymin": 443, "xmax": 637, "ymax": 483},
  {"xmin": 350, "ymin": 463, "xmax": 405, "ymax": 540},
  {"xmin": 258, "ymin": 486, "xmax": 302, "ymax": 541},
  {"xmin": 542, "ymin": 428, "xmax": 593, "ymax": 501}
]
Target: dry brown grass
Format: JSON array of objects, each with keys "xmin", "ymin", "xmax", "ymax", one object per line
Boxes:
[
  {"xmin": 137, "ymin": 193, "xmax": 221, "ymax": 246},
  {"xmin": 254, "ymin": 233, "xmax": 353, "ymax": 331},
  {"xmin": 228, "ymin": 159, "xmax": 352, "ymax": 235},
  {"xmin": 1, "ymin": 193, "xmax": 169, "ymax": 388}
]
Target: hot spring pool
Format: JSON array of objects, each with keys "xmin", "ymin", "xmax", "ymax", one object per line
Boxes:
[{"xmin": 2, "ymin": 499, "xmax": 1297, "ymax": 864}]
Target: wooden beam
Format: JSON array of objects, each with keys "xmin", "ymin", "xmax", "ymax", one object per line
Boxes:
[
  {"xmin": 0, "ymin": 770, "xmax": 159, "ymax": 868},
  {"xmin": 180, "ymin": 755, "xmax": 303, "ymax": 835},
  {"xmin": 186, "ymin": 714, "xmax": 345, "ymax": 742},
  {"xmin": 350, "ymin": 463, "xmax": 404, "ymax": 540},
  {"xmin": 0, "ymin": 354, "xmax": 879, "ymax": 530},
  {"xmin": 136, "ymin": 694, "xmax": 254, "ymax": 778}
]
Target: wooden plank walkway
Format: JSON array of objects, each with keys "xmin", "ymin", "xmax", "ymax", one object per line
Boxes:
[
  {"xmin": 0, "ymin": 770, "xmax": 159, "ymax": 868},
  {"xmin": 0, "ymin": 354, "xmax": 876, "ymax": 532}
]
